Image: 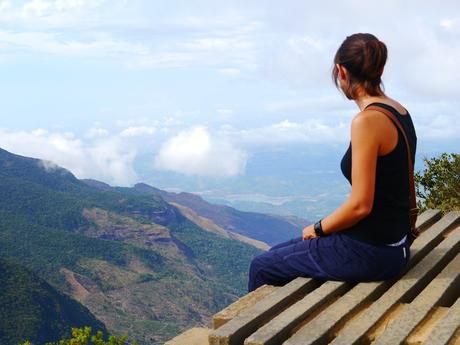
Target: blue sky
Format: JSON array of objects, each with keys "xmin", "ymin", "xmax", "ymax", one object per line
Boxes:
[{"xmin": 0, "ymin": 0, "xmax": 459, "ymax": 186}]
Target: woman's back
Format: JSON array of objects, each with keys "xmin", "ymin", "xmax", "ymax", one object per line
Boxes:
[
  {"xmin": 340, "ymin": 102, "xmax": 417, "ymax": 245},
  {"xmin": 248, "ymin": 33, "xmax": 416, "ymax": 292}
]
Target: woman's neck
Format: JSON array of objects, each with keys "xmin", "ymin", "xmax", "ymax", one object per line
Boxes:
[{"xmin": 355, "ymin": 93, "xmax": 388, "ymax": 111}]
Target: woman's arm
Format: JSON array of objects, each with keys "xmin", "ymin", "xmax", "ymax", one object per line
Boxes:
[{"xmin": 303, "ymin": 111, "xmax": 381, "ymax": 240}]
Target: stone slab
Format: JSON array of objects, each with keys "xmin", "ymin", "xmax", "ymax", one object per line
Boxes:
[
  {"xmin": 328, "ymin": 222, "xmax": 460, "ymax": 345},
  {"xmin": 209, "ymin": 277, "xmax": 318, "ymax": 345},
  {"xmin": 213, "ymin": 284, "xmax": 279, "ymax": 329},
  {"xmin": 406, "ymin": 306, "xmax": 450, "ymax": 345},
  {"xmin": 373, "ymin": 250, "xmax": 460, "ymax": 344},
  {"xmin": 284, "ymin": 212, "xmax": 460, "ymax": 345},
  {"xmin": 165, "ymin": 327, "xmax": 211, "ymax": 345},
  {"xmin": 408, "ymin": 211, "xmax": 460, "ymax": 266},
  {"xmin": 416, "ymin": 209, "xmax": 441, "ymax": 232},
  {"xmin": 245, "ymin": 281, "xmax": 350, "ymax": 345},
  {"xmin": 424, "ymin": 296, "xmax": 460, "ymax": 345}
]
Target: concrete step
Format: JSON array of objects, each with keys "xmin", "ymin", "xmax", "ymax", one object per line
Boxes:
[
  {"xmin": 212, "ymin": 284, "xmax": 279, "ymax": 329},
  {"xmin": 424, "ymin": 296, "xmax": 460, "ymax": 345},
  {"xmin": 325, "ymin": 217, "xmax": 460, "ymax": 345},
  {"xmin": 285, "ymin": 211, "xmax": 460, "ymax": 345},
  {"xmin": 416, "ymin": 208, "xmax": 442, "ymax": 231},
  {"xmin": 209, "ymin": 277, "xmax": 319, "ymax": 345},
  {"xmin": 167, "ymin": 209, "xmax": 460, "ymax": 345},
  {"xmin": 165, "ymin": 327, "xmax": 211, "ymax": 345},
  {"xmin": 244, "ymin": 280, "xmax": 350, "ymax": 345},
  {"xmin": 373, "ymin": 250, "xmax": 460, "ymax": 344},
  {"xmin": 208, "ymin": 209, "xmax": 447, "ymax": 345}
]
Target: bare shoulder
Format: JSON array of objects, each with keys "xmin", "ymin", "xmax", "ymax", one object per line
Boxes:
[
  {"xmin": 350, "ymin": 110, "xmax": 389, "ymax": 147},
  {"xmin": 371, "ymin": 96, "xmax": 408, "ymax": 114},
  {"xmin": 352, "ymin": 110, "xmax": 384, "ymax": 129},
  {"xmin": 382, "ymin": 97, "xmax": 407, "ymax": 114}
]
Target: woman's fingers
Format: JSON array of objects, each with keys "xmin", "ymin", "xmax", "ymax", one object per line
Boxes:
[{"xmin": 302, "ymin": 224, "xmax": 317, "ymax": 240}]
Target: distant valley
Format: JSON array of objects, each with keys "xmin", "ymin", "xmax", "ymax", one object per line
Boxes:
[{"xmin": 0, "ymin": 147, "xmax": 307, "ymax": 345}]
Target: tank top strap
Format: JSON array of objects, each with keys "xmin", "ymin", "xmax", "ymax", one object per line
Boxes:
[{"xmin": 364, "ymin": 102, "xmax": 408, "ymax": 117}]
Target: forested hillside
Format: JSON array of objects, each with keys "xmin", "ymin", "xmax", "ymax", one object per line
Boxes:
[
  {"xmin": 0, "ymin": 257, "xmax": 105, "ymax": 345},
  {"xmin": 0, "ymin": 148, "xmax": 263, "ymax": 344}
]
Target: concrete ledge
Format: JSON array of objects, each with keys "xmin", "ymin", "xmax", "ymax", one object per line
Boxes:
[
  {"xmin": 416, "ymin": 208, "xmax": 442, "ymax": 231},
  {"xmin": 244, "ymin": 281, "xmax": 350, "ymax": 345},
  {"xmin": 328, "ymin": 222, "xmax": 460, "ymax": 345},
  {"xmin": 165, "ymin": 327, "xmax": 211, "ymax": 345},
  {"xmin": 286, "ymin": 211, "xmax": 460, "ymax": 345},
  {"xmin": 167, "ymin": 210, "xmax": 460, "ymax": 345},
  {"xmin": 424, "ymin": 296, "xmax": 460, "ymax": 345},
  {"xmin": 213, "ymin": 285, "xmax": 279, "ymax": 329},
  {"xmin": 373, "ymin": 250, "xmax": 460, "ymax": 344},
  {"xmin": 209, "ymin": 277, "xmax": 318, "ymax": 345}
]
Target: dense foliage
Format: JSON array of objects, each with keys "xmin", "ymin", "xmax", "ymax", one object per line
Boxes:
[
  {"xmin": 0, "ymin": 259, "xmax": 105, "ymax": 345},
  {"xmin": 20, "ymin": 326, "xmax": 137, "ymax": 345},
  {"xmin": 415, "ymin": 153, "xmax": 460, "ymax": 213},
  {"xmin": 0, "ymin": 147, "xmax": 261, "ymax": 344}
]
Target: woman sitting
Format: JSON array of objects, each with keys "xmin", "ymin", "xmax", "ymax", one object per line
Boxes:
[{"xmin": 248, "ymin": 33, "xmax": 417, "ymax": 292}]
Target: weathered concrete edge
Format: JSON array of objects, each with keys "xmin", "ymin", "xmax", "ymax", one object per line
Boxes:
[
  {"xmin": 209, "ymin": 277, "xmax": 318, "ymax": 345},
  {"xmin": 373, "ymin": 251, "xmax": 460, "ymax": 344},
  {"xmin": 213, "ymin": 285, "xmax": 279, "ymax": 329},
  {"xmin": 164, "ymin": 327, "xmax": 211, "ymax": 345},
  {"xmin": 423, "ymin": 296, "xmax": 460, "ymax": 345},
  {"xmin": 245, "ymin": 281, "xmax": 349, "ymax": 345},
  {"xmin": 416, "ymin": 209, "xmax": 442, "ymax": 231},
  {"xmin": 329, "ymin": 220, "xmax": 460, "ymax": 345},
  {"xmin": 285, "ymin": 212, "xmax": 460, "ymax": 345}
]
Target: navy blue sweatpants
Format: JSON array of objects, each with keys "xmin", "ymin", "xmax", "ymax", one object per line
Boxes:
[{"xmin": 248, "ymin": 233, "xmax": 410, "ymax": 292}]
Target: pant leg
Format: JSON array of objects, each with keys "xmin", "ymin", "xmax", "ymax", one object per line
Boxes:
[
  {"xmin": 248, "ymin": 238, "xmax": 327, "ymax": 292},
  {"xmin": 269, "ymin": 236, "xmax": 303, "ymax": 251},
  {"xmin": 310, "ymin": 233, "xmax": 410, "ymax": 282}
]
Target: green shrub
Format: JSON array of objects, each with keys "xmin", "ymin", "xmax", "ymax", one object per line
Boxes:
[
  {"xmin": 19, "ymin": 326, "xmax": 138, "ymax": 345},
  {"xmin": 415, "ymin": 153, "xmax": 460, "ymax": 213}
]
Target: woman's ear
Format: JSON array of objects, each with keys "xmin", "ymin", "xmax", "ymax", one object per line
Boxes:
[{"xmin": 337, "ymin": 64, "xmax": 347, "ymax": 81}]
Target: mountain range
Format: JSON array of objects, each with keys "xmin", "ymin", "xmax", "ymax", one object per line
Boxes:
[{"xmin": 0, "ymin": 147, "xmax": 307, "ymax": 344}]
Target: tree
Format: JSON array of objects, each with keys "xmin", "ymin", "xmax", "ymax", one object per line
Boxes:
[
  {"xmin": 415, "ymin": 153, "xmax": 460, "ymax": 213},
  {"xmin": 19, "ymin": 326, "xmax": 138, "ymax": 345}
]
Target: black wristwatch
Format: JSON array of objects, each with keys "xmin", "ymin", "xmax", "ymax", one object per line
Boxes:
[{"xmin": 314, "ymin": 219, "xmax": 326, "ymax": 237}]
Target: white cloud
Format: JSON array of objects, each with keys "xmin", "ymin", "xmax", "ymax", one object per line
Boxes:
[
  {"xmin": 0, "ymin": 0, "xmax": 459, "ymax": 162},
  {"xmin": 0, "ymin": 128, "xmax": 137, "ymax": 186},
  {"xmin": 86, "ymin": 127, "xmax": 109, "ymax": 138},
  {"xmin": 37, "ymin": 158, "xmax": 60, "ymax": 172},
  {"xmin": 120, "ymin": 126, "xmax": 157, "ymax": 137},
  {"xmin": 0, "ymin": 0, "xmax": 11, "ymax": 11},
  {"xmin": 217, "ymin": 108, "xmax": 234, "ymax": 116},
  {"xmin": 218, "ymin": 68, "xmax": 241, "ymax": 76},
  {"xmin": 221, "ymin": 119, "xmax": 349, "ymax": 146},
  {"xmin": 0, "ymin": 30, "xmax": 148, "ymax": 58},
  {"xmin": 272, "ymin": 119, "xmax": 301, "ymax": 129},
  {"xmin": 413, "ymin": 112, "xmax": 460, "ymax": 140},
  {"xmin": 153, "ymin": 126, "xmax": 247, "ymax": 177}
]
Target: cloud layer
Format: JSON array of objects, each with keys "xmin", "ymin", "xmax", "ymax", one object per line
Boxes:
[
  {"xmin": 154, "ymin": 126, "xmax": 247, "ymax": 177},
  {"xmin": 0, "ymin": 128, "xmax": 138, "ymax": 185},
  {"xmin": 0, "ymin": 1, "xmax": 458, "ymax": 185}
]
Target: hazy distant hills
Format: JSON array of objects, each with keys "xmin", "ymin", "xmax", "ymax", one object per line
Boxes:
[
  {"xmin": 133, "ymin": 146, "xmax": 351, "ymax": 220},
  {"xmin": 81, "ymin": 180, "xmax": 308, "ymax": 247},
  {"xmin": 0, "ymin": 257, "xmax": 105, "ymax": 345},
  {"xmin": 133, "ymin": 183, "xmax": 309, "ymax": 244},
  {"xmin": 0, "ymin": 147, "xmax": 304, "ymax": 344}
]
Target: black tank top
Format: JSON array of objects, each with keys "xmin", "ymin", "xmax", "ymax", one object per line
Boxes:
[{"xmin": 340, "ymin": 102, "xmax": 417, "ymax": 245}]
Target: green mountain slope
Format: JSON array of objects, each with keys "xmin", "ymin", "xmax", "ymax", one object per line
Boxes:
[
  {"xmin": 0, "ymin": 257, "xmax": 106, "ymax": 345},
  {"xmin": 0, "ymin": 148, "xmax": 261, "ymax": 344},
  {"xmin": 83, "ymin": 181, "xmax": 308, "ymax": 246}
]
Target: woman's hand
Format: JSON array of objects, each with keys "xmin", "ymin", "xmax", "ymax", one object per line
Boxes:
[{"xmin": 302, "ymin": 224, "xmax": 318, "ymax": 240}]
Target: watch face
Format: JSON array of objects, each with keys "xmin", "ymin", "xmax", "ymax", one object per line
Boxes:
[{"xmin": 314, "ymin": 221, "xmax": 323, "ymax": 237}]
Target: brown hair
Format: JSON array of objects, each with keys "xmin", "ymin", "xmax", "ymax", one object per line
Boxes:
[{"xmin": 332, "ymin": 33, "xmax": 387, "ymax": 100}]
